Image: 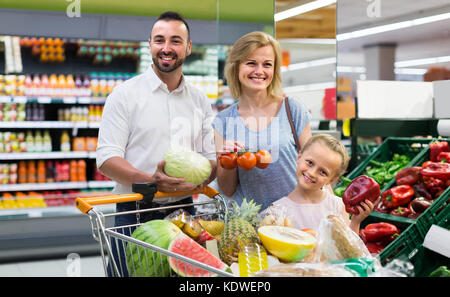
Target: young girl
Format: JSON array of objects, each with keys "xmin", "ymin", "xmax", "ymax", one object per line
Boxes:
[{"xmin": 272, "ymin": 134, "xmax": 377, "ymax": 234}]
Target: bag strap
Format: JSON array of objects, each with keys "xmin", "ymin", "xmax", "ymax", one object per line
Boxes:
[{"xmin": 284, "ymin": 97, "xmax": 301, "ymax": 152}]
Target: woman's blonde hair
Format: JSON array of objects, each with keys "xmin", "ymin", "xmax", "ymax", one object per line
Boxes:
[
  {"xmin": 301, "ymin": 134, "xmax": 350, "ymax": 178},
  {"xmin": 224, "ymin": 31, "xmax": 283, "ymax": 101}
]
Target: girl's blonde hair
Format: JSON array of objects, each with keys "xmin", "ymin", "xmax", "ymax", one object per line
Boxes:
[
  {"xmin": 301, "ymin": 134, "xmax": 350, "ymax": 178},
  {"xmin": 224, "ymin": 31, "xmax": 283, "ymax": 101}
]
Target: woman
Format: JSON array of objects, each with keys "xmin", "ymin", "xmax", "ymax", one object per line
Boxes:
[{"xmin": 212, "ymin": 31, "xmax": 312, "ymax": 211}]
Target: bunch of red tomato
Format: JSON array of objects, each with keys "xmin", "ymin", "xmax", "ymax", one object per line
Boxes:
[{"xmin": 219, "ymin": 149, "xmax": 272, "ymax": 171}]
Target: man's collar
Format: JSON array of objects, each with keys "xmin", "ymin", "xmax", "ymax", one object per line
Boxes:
[{"xmin": 146, "ymin": 65, "xmax": 186, "ymax": 93}]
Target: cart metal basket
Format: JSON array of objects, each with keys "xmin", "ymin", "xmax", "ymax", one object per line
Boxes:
[{"xmin": 75, "ymin": 182, "xmax": 234, "ymax": 277}]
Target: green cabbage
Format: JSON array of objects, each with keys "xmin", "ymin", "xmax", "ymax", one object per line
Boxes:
[{"xmin": 163, "ymin": 147, "xmax": 212, "ymax": 187}]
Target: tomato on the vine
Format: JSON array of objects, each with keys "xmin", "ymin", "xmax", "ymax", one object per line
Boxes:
[
  {"xmin": 237, "ymin": 152, "xmax": 257, "ymax": 170},
  {"xmin": 255, "ymin": 149, "xmax": 271, "ymax": 169},
  {"xmin": 219, "ymin": 153, "xmax": 238, "ymax": 169}
]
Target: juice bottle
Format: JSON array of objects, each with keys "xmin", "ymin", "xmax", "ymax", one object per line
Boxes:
[
  {"xmin": 32, "ymin": 74, "xmax": 41, "ymax": 97},
  {"xmin": 66, "ymin": 74, "xmax": 75, "ymax": 97},
  {"xmin": 27, "ymin": 160, "xmax": 36, "ymax": 184},
  {"xmin": 37, "ymin": 160, "xmax": 46, "ymax": 183},
  {"xmin": 43, "ymin": 130, "xmax": 52, "ymax": 152},
  {"xmin": 24, "ymin": 74, "xmax": 32, "ymax": 96},
  {"xmin": 95, "ymin": 105, "xmax": 102, "ymax": 122},
  {"xmin": 34, "ymin": 130, "xmax": 43, "ymax": 152},
  {"xmin": 61, "ymin": 161, "xmax": 70, "ymax": 182},
  {"xmin": 88, "ymin": 105, "xmax": 95, "ymax": 122},
  {"xmin": 57, "ymin": 74, "xmax": 67, "ymax": 97},
  {"xmin": 77, "ymin": 159, "xmax": 86, "ymax": 182},
  {"xmin": 238, "ymin": 243, "xmax": 268, "ymax": 277},
  {"xmin": 18, "ymin": 161, "xmax": 27, "ymax": 184},
  {"xmin": 49, "ymin": 74, "xmax": 58, "ymax": 97},
  {"xmin": 46, "ymin": 161, "xmax": 54, "ymax": 183},
  {"xmin": 70, "ymin": 160, "xmax": 78, "ymax": 182},
  {"xmin": 40, "ymin": 74, "xmax": 49, "ymax": 97},
  {"xmin": 83, "ymin": 75, "xmax": 91, "ymax": 96},
  {"xmin": 74, "ymin": 75, "xmax": 83, "ymax": 96},
  {"xmin": 60, "ymin": 130, "xmax": 71, "ymax": 152},
  {"xmin": 25, "ymin": 130, "xmax": 34, "ymax": 152},
  {"xmin": 89, "ymin": 73, "xmax": 99, "ymax": 97}
]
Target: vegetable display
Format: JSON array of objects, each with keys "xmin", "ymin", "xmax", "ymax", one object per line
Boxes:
[
  {"xmin": 359, "ymin": 222, "xmax": 400, "ymax": 254},
  {"xmin": 363, "ymin": 154, "xmax": 411, "ymax": 189},
  {"xmin": 163, "ymin": 146, "xmax": 212, "ymax": 187},
  {"xmin": 342, "ymin": 175, "xmax": 381, "ymax": 215}
]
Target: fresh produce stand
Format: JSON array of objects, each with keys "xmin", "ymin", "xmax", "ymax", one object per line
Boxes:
[{"xmin": 76, "ymin": 183, "xmax": 234, "ymax": 277}]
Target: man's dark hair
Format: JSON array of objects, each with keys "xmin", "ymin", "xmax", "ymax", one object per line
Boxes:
[{"xmin": 154, "ymin": 11, "xmax": 190, "ymax": 42}]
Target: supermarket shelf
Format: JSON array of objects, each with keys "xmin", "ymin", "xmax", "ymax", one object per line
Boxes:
[
  {"xmin": 0, "ymin": 121, "xmax": 100, "ymax": 129},
  {"xmin": 0, "ymin": 204, "xmax": 115, "ymax": 220},
  {"xmin": 0, "ymin": 181, "xmax": 114, "ymax": 192},
  {"xmin": 0, "ymin": 96, "xmax": 106, "ymax": 105},
  {"xmin": 0, "ymin": 151, "xmax": 97, "ymax": 160}
]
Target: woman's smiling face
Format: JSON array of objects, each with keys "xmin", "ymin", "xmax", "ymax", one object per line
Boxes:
[{"xmin": 238, "ymin": 45, "xmax": 275, "ymax": 94}]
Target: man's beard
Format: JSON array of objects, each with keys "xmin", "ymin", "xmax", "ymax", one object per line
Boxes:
[{"xmin": 152, "ymin": 52, "xmax": 185, "ymax": 73}]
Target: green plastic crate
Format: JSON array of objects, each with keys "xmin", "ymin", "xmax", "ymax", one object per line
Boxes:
[
  {"xmin": 377, "ymin": 187, "xmax": 450, "ymax": 276},
  {"xmin": 368, "ymin": 138, "xmax": 450, "ymax": 225}
]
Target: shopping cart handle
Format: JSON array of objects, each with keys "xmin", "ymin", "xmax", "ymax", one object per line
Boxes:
[{"xmin": 75, "ymin": 186, "xmax": 220, "ymax": 214}]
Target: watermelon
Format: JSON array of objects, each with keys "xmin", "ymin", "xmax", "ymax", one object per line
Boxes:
[
  {"xmin": 168, "ymin": 233, "xmax": 231, "ymax": 277},
  {"xmin": 125, "ymin": 220, "xmax": 181, "ymax": 277}
]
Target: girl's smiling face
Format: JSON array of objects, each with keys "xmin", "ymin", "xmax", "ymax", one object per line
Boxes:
[
  {"xmin": 238, "ymin": 45, "xmax": 275, "ymax": 93},
  {"xmin": 296, "ymin": 141, "xmax": 342, "ymax": 191}
]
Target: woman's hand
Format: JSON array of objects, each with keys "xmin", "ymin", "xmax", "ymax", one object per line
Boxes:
[{"xmin": 217, "ymin": 140, "xmax": 246, "ymax": 155}]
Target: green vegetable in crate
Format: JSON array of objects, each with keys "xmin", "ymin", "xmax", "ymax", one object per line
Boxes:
[
  {"xmin": 364, "ymin": 154, "xmax": 410, "ymax": 188},
  {"xmin": 333, "ymin": 176, "xmax": 352, "ymax": 197},
  {"xmin": 428, "ymin": 265, "xmax": 450, "ymax": 277},
  {"xmin": 126, "ymin": 220, "xmax": 182, "ymax": 277}
]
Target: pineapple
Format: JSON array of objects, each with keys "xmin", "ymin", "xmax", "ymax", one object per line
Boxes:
[
  {"xmin": 218, "ymin": 218, "xmax": 259, "ymax": 265},
  {"xmin": 217, "ymin": 198, "xmax": 262, "ymax": 265},
  {"xmin": 227, "ymin": 198, "xmax": 262, "ymax": 229}
]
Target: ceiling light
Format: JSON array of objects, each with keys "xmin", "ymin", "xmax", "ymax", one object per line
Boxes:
[
  {"xmin": 275, "ymin": 0, "xmax": 336, "ymax": 22},
  {"xmin": 337, "ymin": 66, "xmax": 427, "ymax": 75},
  {"xmin": 278, "ymin": 38, "xmax": 336, "ymax": 45},
  {"xmin": 337, "ymin": 12, "xmax": 450, "ymax": 41},
  {"xmin": 395, "ymin": 55, "xmax": 450, "ymax": 68},
  {"xmin": 281, "ymin": 57, "xmax": 336, "ymax": 72}
]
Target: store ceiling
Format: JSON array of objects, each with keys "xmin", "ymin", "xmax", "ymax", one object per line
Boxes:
[
  {"xmin": 337, "ymin": 0, "xmax": 450, "ymax": 72},
  {"xmin": 275, "ymin": 0, "xmax": 336, "ymax": 39},
  {"xmin": 0, "ymin": 0, "xmax": 274, "ymax": 23}
]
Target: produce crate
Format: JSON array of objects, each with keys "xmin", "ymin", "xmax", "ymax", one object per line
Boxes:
[
  {"xmin": 377, "ymin": 188, "xmax": 450, "ymax": 277},
  {"xmin": 368, "ymin": 138, "xmax": 450, "ymax": 226},
  {"xmin": 347, "ymin": 137, "xmax": 431, "ymax": 183}
]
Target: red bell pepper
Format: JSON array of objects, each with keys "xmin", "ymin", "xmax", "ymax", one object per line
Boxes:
[
  {"xmin": 421, "ymin": 162, "xmax": 450, "ymax": 181},
  {"xmin": 365, "ymin": 242, "xmax": 385, "ymax": 254},
  {"xmin": 430, "ymin": 141, "xmax": 449, "ymax": 162},
  {"xmin": 382, "ymin": 185, "xmax": 415, "ymax": 208},
  {"xmin": 437, "ymin": 152, "xmax": 450, "ymax": 163},
  {"xmin": 390, "ymin": 206, "xmax": 412, "ymax": 218},
  {"xmin": 408, "ymin": 197, "xmax": 432, "ymax": 213},
  {"xmin": 363, "ymin": 222, "xmax": 399, "ymax": 242},
  {"xmin": 395, "ymin": 166, "xmax": 421, "ymax": 185},
  {"xmin": 412, "ymin": 183, "xmax": 433, "ymax": 200},
  {"xmin": 342, "ymin": 175, "xmax": 381, "ymax": 215},
  {"xmin": 374, "ymin": 200, "xmax": 390, "ymax": 213}
]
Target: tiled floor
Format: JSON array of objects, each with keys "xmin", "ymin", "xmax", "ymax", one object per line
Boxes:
[{"xmin": 0, "ymin": 255, "xmax": 105, "ymax": 277}]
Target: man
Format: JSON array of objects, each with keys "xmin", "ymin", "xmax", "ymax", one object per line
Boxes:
[{"xmin": 96, "ymin": 11, "xmax": 217, "ymax": 276}]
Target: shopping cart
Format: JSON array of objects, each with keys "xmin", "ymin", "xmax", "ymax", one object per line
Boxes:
[{"xmin": 75, "ymin": 182, "xmax": 234, "ymax": 277}]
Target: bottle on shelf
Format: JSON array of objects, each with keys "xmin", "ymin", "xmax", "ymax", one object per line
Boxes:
[
  {"xmin": 46, "ymin": 160, "xmax": 54, "ymax": 183},
  {"xmin": 66, "ymin": 74, "xmax": 75, "ymax": 97},
  {"xmin": 49, "ymin": 74, "xmax": 58, "ymax": 97},
  {"xmin": 77, "ymin": 159, "xmax": 86, "ymax": 182},
  {"xmin": 27, "ymin": 160, "xmax": 36, "ymax": 184},
  {"xmin": 43, "ymin": 130, "xmax": 52, "ymax": 152},
  {"xmin": 70, "ymin": 160, "xmax": 78, "ymax": 182},
  {"xmin": 37, "ymin": 160, "xmax": 46, "ymax": 183},
  {"xmin": 60, "ymin": 130, "xmax": 71, "ymax": 152},
  {"xmin": 18, "ymin": 161, "xmax": 27, "ymax": 184},
  {"xmin": 34, "ymin": 130, "xmax": 43, "ymax": 152},
  {"xmin": 61, "ymin": 161, "xmax": 70, "ymax": 182},
  {"xmin": 25, "ymin": 130, "xmax": 34, "ymax": 152},
  {"xmin": 74, "ymin": 75, "xmax": 83, "ymax": 97},
  {"xmin": 41, "ymin": 74, "xmax": 49, "ymax": 97}
]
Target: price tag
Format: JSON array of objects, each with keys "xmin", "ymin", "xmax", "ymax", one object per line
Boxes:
[
  {"xmin": 63, "ymin": 97, "xmax": 77, "ymax": 104},
  {"xmin": 37, "ymin": 96, "xmax": 52, "ymax": 104},
  {"xmin": 12, "ymin": 96, "xmax": 27, "ymax": 103}
]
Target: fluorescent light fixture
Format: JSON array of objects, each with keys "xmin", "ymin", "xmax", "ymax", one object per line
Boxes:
[
  {"xmin": 275, "ymin": 0, "xmax": 336, "ymax": 22},
  {"xmin": 337, "ymin": 12, "xmax": 450, "ymax": 41},
  {"xmin": 337, "ymin": 66, "xmax": 427, "ymax": 75},
  {"xmin": 281, "ymin": 57, "xmax": 336, "ymax": 72},
  {"xmin": 395, "ymin": 55, "xmax": 450, "ymax": 68},
  {"xmin": 284, "ymin": 81, "xmax": 336, "ymax": 93},
  {"xmin": 278, "ymin": 38, "xmax": 336, "ymax": 45}
]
